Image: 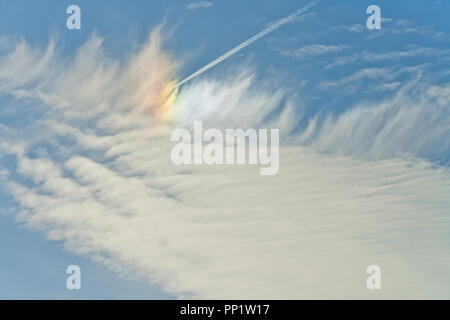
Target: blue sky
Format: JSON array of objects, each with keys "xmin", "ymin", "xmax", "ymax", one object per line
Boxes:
[{"xmin": 0, "ymin": 0, "xmax": 449, "ymax": 299}]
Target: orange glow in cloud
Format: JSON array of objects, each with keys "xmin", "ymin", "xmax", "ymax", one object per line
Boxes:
[
  {"xmin": 122, "ymin": 26, "xmax": 180, "ymax": 124},
  {"xmin": 153, "ymin": 80, "xmax": 179, "ymax": 122}
]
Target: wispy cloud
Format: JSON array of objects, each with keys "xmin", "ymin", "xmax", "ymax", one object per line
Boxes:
[
  {"xmin": 1, "ymin": 28, "xmax": 450, "ymax": 299},
  {"xmin": 323, "ymin": 45, "xmax": 450, "ymax": 71},
  {"xmin": 186, "ymin": 1, "xmax": 213, "ymax": 11},
  {"xmin": 317, "ymin": 63, "xmax": 439, "ymax": 96},
  {"xmin": 301, "ymin": 79, "xmax": 450, "ymax": 162},
  {"xmin": 332, "ymin": 18, "xmax": 449, "ymax": 42},
  {"xmin": 278, "ymin": 44, "xmax": 347, "ymax": 61}
]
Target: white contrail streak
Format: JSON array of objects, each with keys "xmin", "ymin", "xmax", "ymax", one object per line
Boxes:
[{"xmin": 173, "ymin": 0, "xmax": 322, "ymax": 89}]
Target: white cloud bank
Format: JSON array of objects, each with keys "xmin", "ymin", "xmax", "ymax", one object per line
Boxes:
[{"xmin": 0, "ymin": 29, "xmax": 450, "ymax": 299}]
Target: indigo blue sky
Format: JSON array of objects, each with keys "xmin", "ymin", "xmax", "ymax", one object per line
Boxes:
[{"xmin": 0, "ymin": 0, "xmax": 449, "ymax": 299}]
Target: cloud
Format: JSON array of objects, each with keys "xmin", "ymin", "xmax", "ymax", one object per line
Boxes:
[
  {"xmin": 318, "ymin": 65, "xmax": 428, "ymax": 94},
  {"xmin": 279, "ymin": 44, "xmax": 347, "ymax": 61},
  {"xmin": 331, "ymin": 24, "xmax": 365, "ymax": 33},
  {"xmin": 364, "ymin": 47, "xmax": 450, "ymax": 62},
  {"xmin": 300, "ymin": 80, "xmax": 450, "ymax": 163},
  {"xmin": 331, "ymin": 19, "xmax": 450, "ymax": 42},
  {"xmin": 1, "ymin": 28, "xmax": 450, "ymax": 299},
  {"xmin": 186, "ymin": 1, "xmax": 213, "ymax": 11},
  {"xmin": 324, "ymin": 45, "xmax": 450, "ymax": 70}
]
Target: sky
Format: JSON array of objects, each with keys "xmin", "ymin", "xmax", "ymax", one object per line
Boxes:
[{"xmin": 0, "ymin": 0, "xmax": 449, "ymax": 299}]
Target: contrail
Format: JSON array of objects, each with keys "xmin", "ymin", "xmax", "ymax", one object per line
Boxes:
[{"xmin": 173, "ymin": 0, "xmax": 322, "ymax": 89}]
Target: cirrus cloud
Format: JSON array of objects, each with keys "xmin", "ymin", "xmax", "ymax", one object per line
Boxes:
[{"xmin": 0, "ymin": 27, "xmax": 450, "ymax": 299}]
